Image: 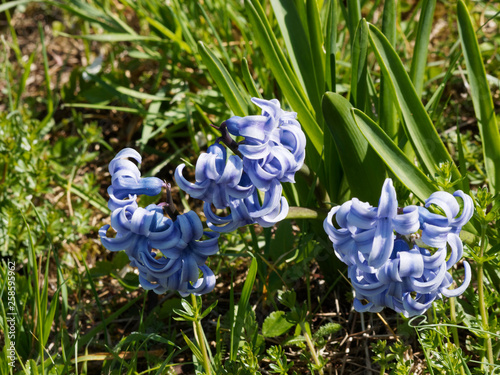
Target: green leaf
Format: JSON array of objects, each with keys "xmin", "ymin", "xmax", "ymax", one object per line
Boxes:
[
  {"xmin": 346, "ymin": 0, "xmax": 361, "ymax": 40},
  {"xmin": 245, "ymin": 0, "xmax": 323, "ymax": 157},
  {"xmin": 379, "ymin": 0, "xmax": 398, "ymax": 140},
  {"xmin": 352, "ymin": 109, "xmax": 437, "ymax": 202},
  {"xmin": 0, "ymin": 0, "xmax": 34, "ymax": 13},
  {"xmin": 145, "ymin": 15, "xmax": 192, "ymax": 53},
  {"xmin": 325, "ymin": 0, "xmax": 337, "ymax": 92},
  {"xmin": 262, "ymin": 311, "xmax": 294, "ymax": 338},
  {"xmin": 241, "ymin": 58, "xmax": 262, "ymax": 99},
  {"xmin": 306, "ymin": 0, "xmax": 325, "ymax": 106},
  {"xmin": 409, "ymin": 0, "xmax": 437, "ymax": 97},
  {"xmin": 269, "ymin": 0, "xmax": 319, "ymax": 109},
  {"xmin": 457, "ymin": 0, "xmax": 500, "ymax": 194},
  {"xmin": 322, "ymin": 92, "xmax": 386, "ymax": 205},
  {"xmin": 351, "ymin": 19, "xmax": 369, "ymax": 111},
  {"xmin": 230, "ymin": 257, "xmax": 258, "ymax": 360},
  {"xmin": 198, "ymin": 3, "xmax": 232, "ymax": 68},
  {"xmin": 198, "ymin": 41, "xmax": 249, "ymax": 117},
  {"xmin": 269, "ymin": 220, "xmax": 294, "ymax": 263},
  {"xmin": 114, "ymin": 85, "xmax": 171, "ymax": 102},
  {"xmin": 57, "ymin": 31, "xmax": 162, "ymax": 42},
  {"xmin": 181, "ymin": 331, "xmax": 204, "ymax": 363},
  {"xmin": 368, "ymin": 23, "xmax": 459, "ymax": 181},
  {"xmin": 200, "ymin": 300, "xmax": 218, "ymax": 320},
  {"xmin": 42, "ymin": 291, "xmax": 59, "ymax": 347}
]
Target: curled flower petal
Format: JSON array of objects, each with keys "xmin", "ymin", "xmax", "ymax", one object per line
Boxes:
[
  {"xmin": 440, "ymin": 261, "xmax": 471, "ymax": 298},
  {"xmin": 175, "ymin": 144, "xmax": 254, "ymax": 209},
  {"xmin": 393, "ymin": 206, "xmax": 420, "ymax": 234},
  {"xmin": 108, "ymin": 148, "xmax": 163, "ymax": 201},
  {"xmin": 377, "ymin": 179, "xmax": 398, "ymax": 219},
  {"xmin": 368, "ymin": 218, "xmax": 394, "ymax": 268}
]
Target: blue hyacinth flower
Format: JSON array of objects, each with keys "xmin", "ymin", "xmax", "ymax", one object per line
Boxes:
[
  {"xmin": 107, "ymin": 148, "xmax": 164, "ymax": 210},
  {"xmin": 324, "ymin": 179, "xmax": 420, "ymax": 269},
  {"xmin": 202, "ymin": 179, "xmax": 289, "ymax": 233},
  {"xmin": 175, "ymin": 143, "xmax": 254, "ymax": 209},
  {"xmin": 324, "ymin": 178, "xmax": 473, "ymax": 317},
  {"xmin": 100, "ymin": 204, "xmax": 219, "ymax": 296},
  {"xmin": 350, "ymin": 238, "xmax": 471, "ymax": 317},
  {"xmin": 225, "ymin": 98, "xmax": 306, "ymax": 191}
]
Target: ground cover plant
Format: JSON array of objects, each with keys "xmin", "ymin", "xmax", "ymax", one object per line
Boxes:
[{"xmin": 0, "ymin": 0, "xmax": 499, "ymax": 373}]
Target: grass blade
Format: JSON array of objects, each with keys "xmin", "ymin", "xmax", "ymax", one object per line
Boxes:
[
  {"xmin": 245, "ymin": 0, "xmax": 324, "ymax": 157},
  {"xmin": 368, "ymin": 23, "xmax": 460, "ymax": 180},
  {"xmin": 39, "ymin": 23, "xmax": 54, "ymax": 129},
  {"xmin": 346, "ymin": 0, "xmax": 361, "ymax": 41},
  {"xmin": 198, "ymin": 4, "xmax": 231, "ymax": 68},
  {"xmin": 0, "ymin": 0, "xmax": 34, "ymax": 13},
  {"xmin": 379, "ymin": 0, "xmax": 398, "ymax": 140},
  {"xmin": 230, "ymin": 257, "xmax": 258, "ymax": 361},
  {"xmin": 269, "ymin": 0, "xmax": 322, "ymax": 118},
  {"xmin": 58, "ymin": 31, "xmax": 162, "ymax": 42},
  {"xmin": 20, "ymin": 213, "xmax": 45, "ymax": 374},
  {"xmin": 351, "ymin": 19, "xmax": 368, "ymax": 111},
  {"xmin": 352, "ymin": 109, "xmax": 437, "ymax": 202},
  {"xmin": 145, "ymin": 16, "xmax": 192, "ymax": 53},
  {"xmin": 409, "ymin": 0, "xmax": 437, "ymax": 97},
  {"xmin": 325, "ymin": 0, "xmax": 337, "ymax": 92},
  {"xmin": 198, "ymin": 41, "xmax": 249, "ymax": 117},
  {"xmin": 306, "ymin": 0, "xmax": 325, "ymax": 104},
  {"xmin": 322, "ymin": 92, "xmax": 386, "ymax": 205},
  {"xmin": 241, "ymin": 58, "xmax": 262, "ymax": 99},
  {"xmin": 457, "ymin": 0, "xmax": 500, "ymax": 194}
]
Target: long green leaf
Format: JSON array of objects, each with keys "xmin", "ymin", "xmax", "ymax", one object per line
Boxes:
[
  {"xmin": 368, "ymin": 24, "xmax": 459, "ymax": 180},
  {"xmin": 198, "ymin": 41, "xmax": 249, "ymax": 117},
  {"xmin": 351, "ymin": 19, "xmax": 368, "ymax": 111},
  {"xmin": 115, "ymin": 86, "xmax": 171, "ymax": 101},
  {"xmin": 325, "ymin": 0, "xmax": 337, "ymax": 92},
  {"xmin": 245, "ymin": 0, "xmax": 324, "ymax": 157},
  {"xmin": 306, "ymin": 0, "xmax": 325, "ymax": 106},
  {"xmin": 230, "ymin": 257, "xmax": 258, "ymax": 361},
  {"xmin": 269, "ymin": 0, "xmax": 322, "ymax": 119},
  {"xmin": 322, "ymin": 92, "xmax": 386, "ymax": 205},
  {"xmin": 58, "ymin": 31, "xmax": 162, "ymax": 42},
  {"xmin": 198, "ymin": 4, "xmax": 231, "ymax": 68},
  {"xmin": 323, "ymin": 0, "xmax": 342, "ymax": 200},
  {"xmin": 409, "ymin": 0, "xmax": 437, "ymax": 97},
  {"xmin": 346, "ymin": 0, "xmax": 361, "ymax": 40},
  {"xmin": 39, "ymin": 23, "xmax": 54, "ymax": 129},
  {"xmin": 457, "ymin": 0, "xmax": 500, "ymax": 194},
  {"xmin": 0, "ymin": 0, "xmax": 36, "ymax": 13},
  {"xmin": 379, "ymin": 0, "xmax": 397, "ymax": 140},
  {"xmin": 145, "ymin": 16, "xmax": 192, "ymax": 53},
  {"xmin": 352, "ymin": 109, "xmax": 437, "ymax": 202},
  {"xmin": 241, "ymin": 58, "xmax": 262, "ymax": 99}
]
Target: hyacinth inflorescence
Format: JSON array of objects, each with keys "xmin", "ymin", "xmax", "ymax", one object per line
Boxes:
[
  {"xmin": 99, "ymin": 148, "xmax": 219, "ymax": 296},
  {"xmin": 175, "ymin": 98, "xmax": 306, "ymax": 232},
  {"xmin": 324, "ymin": 179, "xmax": 473, "ymax": 317}
]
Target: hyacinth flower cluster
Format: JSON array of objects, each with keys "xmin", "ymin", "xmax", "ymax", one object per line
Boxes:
[
  {"xmin": 323, "ymin": 179, "xmax": 473, "ymax": 317},
  {"xmin": 175, "ymin": 98, "xmax": 306, "ymax": 232},
  {"xmin": 99, "ymin": 148, "xmax": 219, "ymax": 296}
]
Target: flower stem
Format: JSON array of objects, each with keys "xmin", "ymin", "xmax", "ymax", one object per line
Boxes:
[
  {"xmin": 162, "ymin": 183, "xmax": 178, "ymax": 220},
  {"xmin": 477, "ymin": 224, "xmax": 494, "ymax": 370},
  {"xmin": 191, "ymin": 295, "xmax": 212, "ymax": 375},
  {"xmin": 300, "ymin": 322, "xmax": 323, "ymax": 375},
  {"xmin": 211, "ymin": 121, "xmax": 243, "ymax": 158}
]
